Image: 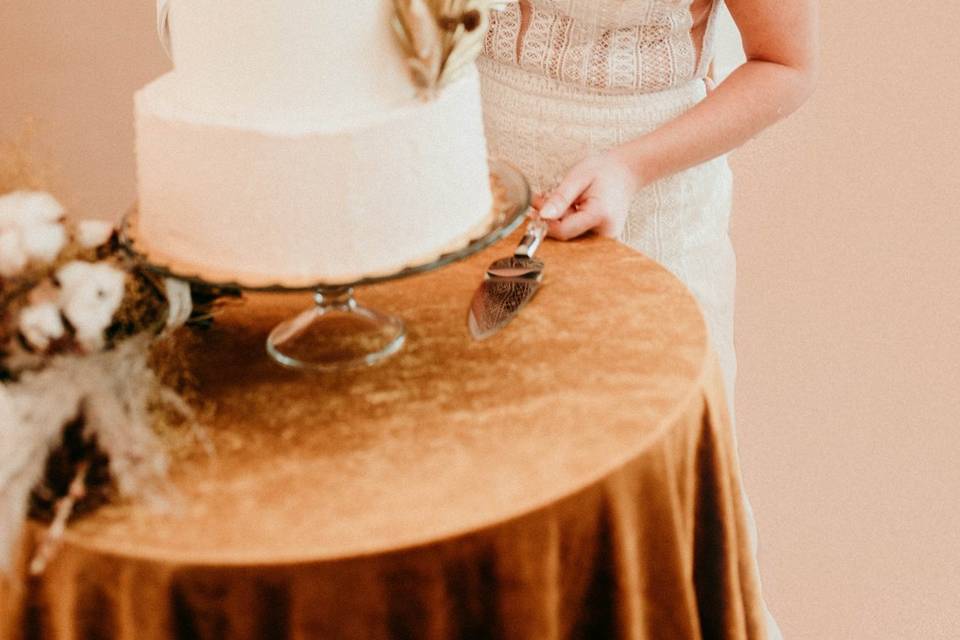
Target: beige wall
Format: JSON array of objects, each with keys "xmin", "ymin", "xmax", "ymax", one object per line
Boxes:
[
  {"xmin": 3, "ymin": 2, "xmax": 959, "ymax": 638},
  {"xmin": 0, "ymin": 2, "xmax": 170, "ymax": 217},
  {"xmin": 729, "ymin": 4, "xmax": 960, "ymax": 638}
]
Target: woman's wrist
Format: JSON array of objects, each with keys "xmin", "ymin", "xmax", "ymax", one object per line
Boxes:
[{"xmin": 606, "ymin": 141, "xmax": 654, "ymax": 194}]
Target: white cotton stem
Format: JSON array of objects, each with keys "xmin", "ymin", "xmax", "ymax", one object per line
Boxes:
[{"xmin": 29, "ymin": 460, "xmax": 88, "ymax": 575}]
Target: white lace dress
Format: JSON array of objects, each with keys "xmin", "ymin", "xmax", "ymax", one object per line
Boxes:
[
  {"xmin": 479, "ymin": 2, "xmax": 782, "ymax": 637},
  {"xmin": 481, "ymin": 0, "xmax": 738, "ymax": 416}
]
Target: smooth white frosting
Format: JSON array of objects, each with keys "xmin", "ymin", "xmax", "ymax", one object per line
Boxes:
[{"xmin": 166, "ymin": 0, "xmax": 415, "ymax": 122}]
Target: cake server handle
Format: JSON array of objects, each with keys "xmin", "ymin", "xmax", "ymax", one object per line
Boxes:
[{"xmin": 514, "ymin": 217, "xmax": 548, "ymax": 259}]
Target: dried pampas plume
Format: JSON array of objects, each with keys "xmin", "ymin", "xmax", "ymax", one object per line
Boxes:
[
  {"xmin": 0, "ymin": 122, "xmax": 51, "ymax": 195},
  {"xmin": 392, "ymin": 0, "xmax": 491, "ymax": 99},
  {"xmin": 0, "ymin": 336, "xmax": 186, "ymax": 575}
]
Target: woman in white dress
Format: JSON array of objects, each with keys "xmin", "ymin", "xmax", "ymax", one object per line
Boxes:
[{"xmin": 479, "ymin": 1, "xmax": 818, "ymax": 637}]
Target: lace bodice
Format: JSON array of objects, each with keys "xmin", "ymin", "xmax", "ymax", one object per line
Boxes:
[{"xmin": 482, "ymin": 0, "xmax": 721, "ymax": 94}]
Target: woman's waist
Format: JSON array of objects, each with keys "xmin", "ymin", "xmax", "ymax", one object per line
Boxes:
[{"xmin": 477, "ymin": 57, "xmax": 708, "ymax": 125}]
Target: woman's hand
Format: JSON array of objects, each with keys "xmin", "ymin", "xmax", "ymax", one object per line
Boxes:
[
  {"xmin": 531, "ymin": 0, "xmax": 818, "ymax": 243},
  {"xmin": 534, "ymin": 149, "xmax": 641, "ymax": 241}
]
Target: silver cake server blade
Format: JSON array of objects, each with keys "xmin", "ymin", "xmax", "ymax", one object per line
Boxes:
[{"xmin": 467, "ymin": 218, "xmax": 547, "ymax": 340}]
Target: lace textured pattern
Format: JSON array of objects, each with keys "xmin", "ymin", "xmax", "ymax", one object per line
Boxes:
[
  {"xmin": 478, "ymin": 57, "xmax": 736, "ymax": 421},
  {"xmin": 482, "ymin": 0, "xmax": 717, "ymax": 95}
]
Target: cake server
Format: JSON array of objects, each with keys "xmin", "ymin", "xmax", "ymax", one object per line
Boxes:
[{"xmin": 467, "ymin": 217, "xmax": 547, "ymax": 340}]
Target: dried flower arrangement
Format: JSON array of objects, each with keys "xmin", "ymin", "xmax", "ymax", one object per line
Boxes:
[
  {"xmin": 0, "ymin": 185, "xmax": 234, "ymax": 576},
  {"xmin": 392, "ymin": 0, "xmax": 493, "ymax": 98}
]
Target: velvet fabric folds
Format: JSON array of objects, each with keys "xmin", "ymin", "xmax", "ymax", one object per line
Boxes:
[{"xmin": 1, "ymin": 232, "xmax": 767, "ymax": 639}]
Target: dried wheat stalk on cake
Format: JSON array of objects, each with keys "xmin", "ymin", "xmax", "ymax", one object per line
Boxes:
[{"xmin": 392, "ymin": 0, "xmax": 490, "ymax": 98}]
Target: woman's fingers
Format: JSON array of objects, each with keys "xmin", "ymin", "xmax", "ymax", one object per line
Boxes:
[
  {"xmin": 545, "ymin": 203, "xmax": 605, "ymax": 241},
  {"xmin": 532, "ymin": 191, "xmax": 575, "ymax": 219},
  {"xmin": 539, "ymin": 166, "xmax": 593, "ymax": 220}
]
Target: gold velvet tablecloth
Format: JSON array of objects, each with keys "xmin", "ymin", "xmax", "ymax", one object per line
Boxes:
[{"xmin": 1, "ymin": 231, "xmax": 766, "ymax": 640}]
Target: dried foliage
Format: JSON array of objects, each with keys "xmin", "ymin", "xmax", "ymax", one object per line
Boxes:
[
  {"xmin": 0, "ymin": 145, "xmax": 234, "ymax": 575},
  {"xmin": 392, "ymin": 0, "xmax": 491, "ymax": 98}
]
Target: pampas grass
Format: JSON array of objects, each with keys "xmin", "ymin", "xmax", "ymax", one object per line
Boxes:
[
  {"xmin": 0, "ymin": 331, "xmax": 192, "ymax": 574},
  {"xmin": 0, "ymin": 136, "xmax": 223, "ymax": 576},
  {"xmin": 0, "ymin": 121, "xmax": 54, "ymax": 196}
]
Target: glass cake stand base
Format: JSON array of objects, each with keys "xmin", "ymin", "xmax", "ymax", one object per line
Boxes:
[
  {"xmin": 266, "ymin": 287, "xmax": 406, "ymax": 370},
  {"xmin": 121, "ymin": 159, "xmax": 531, "ymax": 371}
]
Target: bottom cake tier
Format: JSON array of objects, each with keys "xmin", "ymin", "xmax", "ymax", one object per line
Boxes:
[{"xmin": 133, "ymin": 70, "xmax": 494, "ymax": 287}]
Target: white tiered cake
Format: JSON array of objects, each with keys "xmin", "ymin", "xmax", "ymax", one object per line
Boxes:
[{"xmin": 133, "ymin": 1, "xmax": 495, "ymax": 287}]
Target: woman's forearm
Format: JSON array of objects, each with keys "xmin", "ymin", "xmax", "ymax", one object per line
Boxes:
[
  {"xmin": 534, "ymin": 0, "xmax": 818, "ymax": 238},
  {"xmin": 610, "ymin": 58, "xmax": 818, "ymax": 187}
]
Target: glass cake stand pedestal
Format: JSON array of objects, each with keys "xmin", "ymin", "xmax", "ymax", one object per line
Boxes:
[{"xmin": 121, "ymin": 159, "xmax": 531, "ymax": 371}]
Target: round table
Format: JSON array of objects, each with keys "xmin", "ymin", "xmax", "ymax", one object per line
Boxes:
[{"xmin": 2, "ymin": 231, "xmax": 768, "ymax": 640}]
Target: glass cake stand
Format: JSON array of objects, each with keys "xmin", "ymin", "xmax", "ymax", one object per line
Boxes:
[{"xmin": 120, "ymin": 159, "xmax": 531, "ymax": 371}]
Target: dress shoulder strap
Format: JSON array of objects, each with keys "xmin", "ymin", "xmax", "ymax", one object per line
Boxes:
[
  {"xmin": 695, "ymin": 0, "xmax": 725, "ymax": 79},
  {"xmin": 157, "ymin": 0, "xmax": 172, "ymax": 60}
]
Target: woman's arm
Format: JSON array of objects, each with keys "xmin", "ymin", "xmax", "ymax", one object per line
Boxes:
[{"xmin": 538, "ymin": 0, "xmax": 820, "ymax": 240}]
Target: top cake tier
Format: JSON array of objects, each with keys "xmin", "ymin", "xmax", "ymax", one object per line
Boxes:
[{"xmin": 165, "ymin": 0, "xmax": 416, "ymax": 123}]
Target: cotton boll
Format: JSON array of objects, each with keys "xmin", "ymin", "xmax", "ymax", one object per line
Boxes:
[
  {"xmin": 0, "ymin": 191, "xmax": 65, "ymax": 232},
  {"xmin": 76, "ymin": 219, "xmax": 115, "ymax": 249},
  {"xmin": 20, "ymin": 222, "xmax": 67, "ymax": 264},
  {"xmin": 56, "ymin": 261, "xmax": 126, "ymax": 352},
  {"xmin": 18, "ymin": 302, "xmax": 65, "ymax": 351},
  {"xmin": 0, "ymin": 230, "xmax": 27, "ymax": 277}
]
